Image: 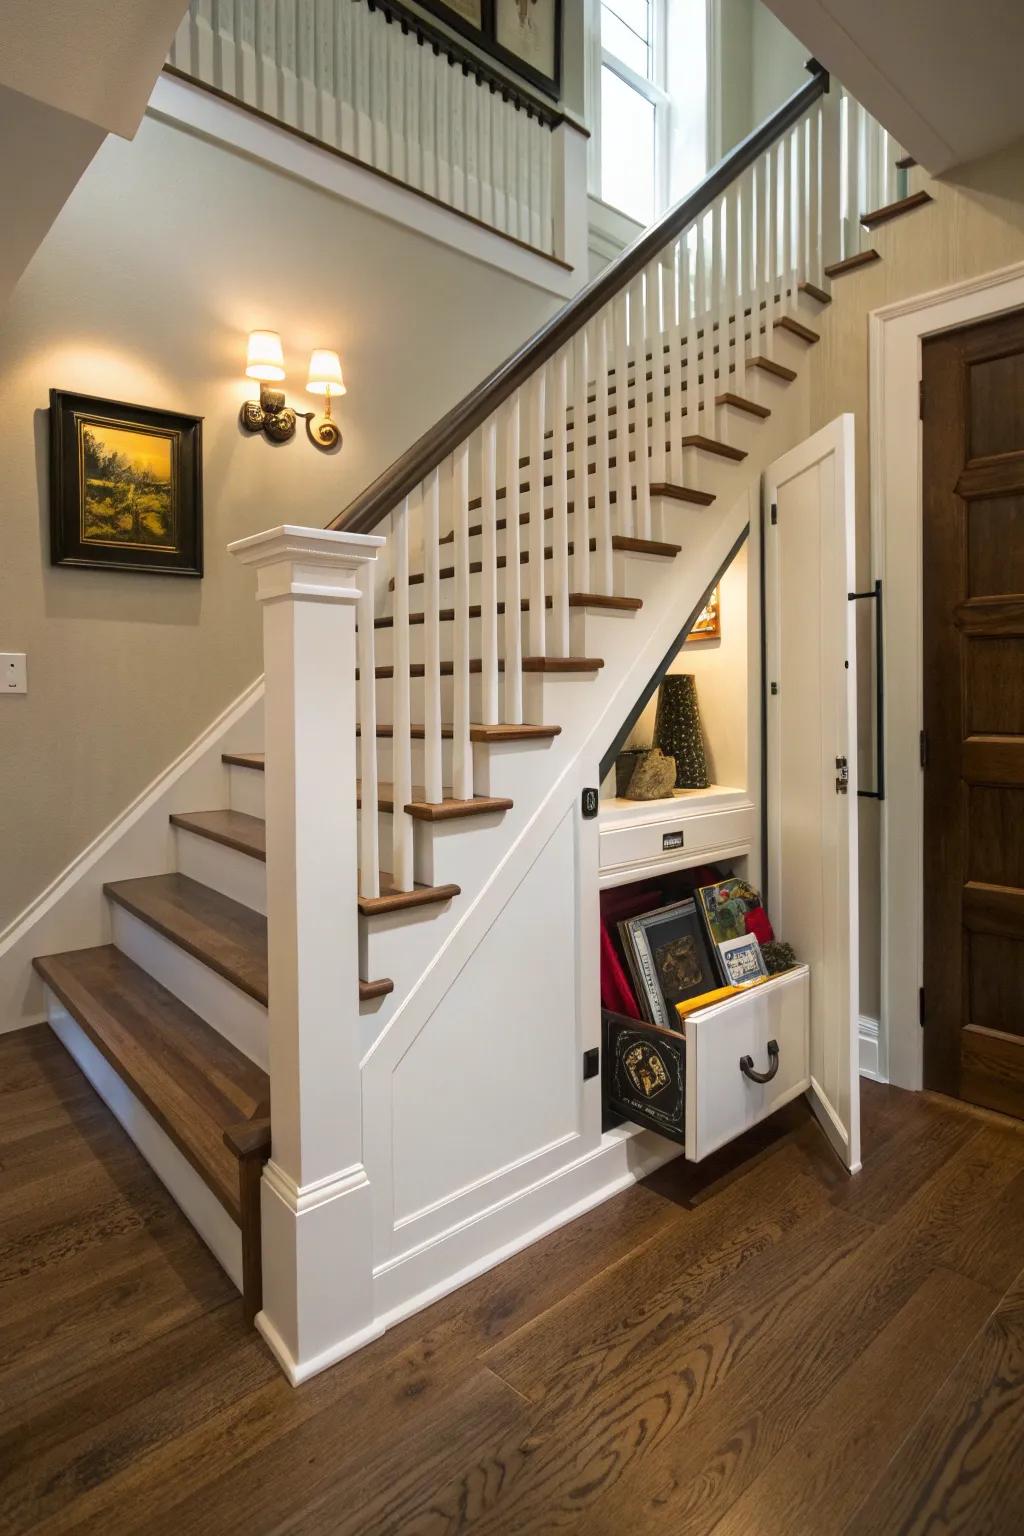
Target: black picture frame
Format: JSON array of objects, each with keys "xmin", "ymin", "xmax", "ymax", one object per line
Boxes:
[
  {"xmin": 415, "ymin": 0, "xmax": 562, "ymax": 100},
  {"xmin": 49, "ymin": 390, "xmax": 203, "ymax": 577}
]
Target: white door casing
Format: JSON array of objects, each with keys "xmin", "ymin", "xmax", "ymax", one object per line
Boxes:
[{"xmin": 764, "ymin": 415, "xmax": 861, "ymax": 1172}]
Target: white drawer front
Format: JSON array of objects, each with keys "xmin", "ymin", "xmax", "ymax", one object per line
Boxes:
[
  {"xmin": 685, "ymin": 966, "xmax": 810, "ymax": 1161},
  {"xmin": 599, "ymin": 802, "xmax": 756, "ymax": 874}
]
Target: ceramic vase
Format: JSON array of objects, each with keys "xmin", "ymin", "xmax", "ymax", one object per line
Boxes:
[{"xmin": 653, "ymin": 674, "xmax": 709, "ymax": 788}]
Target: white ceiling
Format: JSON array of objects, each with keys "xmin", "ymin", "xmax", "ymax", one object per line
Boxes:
[{"xmin": 764, "ymin": 0, "xmax": 1024, "ymax": 173}]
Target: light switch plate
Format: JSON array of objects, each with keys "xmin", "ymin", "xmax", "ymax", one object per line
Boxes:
[{"xmin": 2, "ymin": 654, "xmax": 27, "ymax": 693}]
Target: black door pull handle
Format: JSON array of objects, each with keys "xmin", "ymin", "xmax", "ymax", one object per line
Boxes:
[{"xmin": 739, "ymin": 1039, "xmax": 780, "ymax": 1084}]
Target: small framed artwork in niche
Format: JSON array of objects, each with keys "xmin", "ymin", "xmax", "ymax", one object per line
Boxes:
[
  {"xmin": 49, "ymin": 390, "xmax": 203, "ymax": 577},
  {"xmin": 687, "ymin": 584, "xmax": 721, "ymax": 642}
]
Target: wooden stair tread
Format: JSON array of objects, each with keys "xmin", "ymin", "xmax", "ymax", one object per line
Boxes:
[
  {"xmin": 649, "ymin": 483, "xmax": 716, "ymax": 506},
  {"xmin": 861, "ymin": 189, "xmax": 933, "ymax": 228},
  {"xmin": 369, "ymin": 656, "xmax": 602, "ymax": 679},
  {"xmin": 359, "ymin": 879, "xmax": 461, "ymax": 917},
  {"xmin": 32, "ymin": 945, "xmax": 268, "ymax": 1221},
  {"xmin": 222, "ymin": 752, "xmax": 265, "ymax": 771},
  {"xmin": 774, "ymin": 314, "xmax": 820, "ymax": 344},
  {"xmin": 895, "ymin": 154, "xmax": 916, "ymax": 170},
  {"xmin": 749, "ymin": 355, "xmax": 798, "ymax": 381},
  {"xmin": 680, "ymin": 434, "xmax": 747, "ymax": 461},
  {"xmin": 715, "ymin": 391, "xmax": 771, "ymax": 418},
  {"xmin": 612, "ymin": 534, "xmax": 681, "ymax": 556},
  {"xmin": 824, "ymin": 249, "xmax": 880, "ymax": 278},
  {"xmin": 797, "ymin": 280, "xmax": 831, "ymax": 305},
  {"xmin": 522, "ymin": 655, "xmax": 605, "ymax": 672},
  {"xmin": 361, "ymin": 785, "xmax": 514, "ymax": 821},
  {"xmin": 569, "ymin": 592, "xmax": 642, "ymax": 610},
  {"xmin": 170, "ymin": 809, "xmax": 266, "ymax": 862},
  {"xmin": 103, "ymin": 873, "xmax": 391, "ymax": 1006},
  {"xmin": 362, "ymin": 723, "xmax": 562, "ymax": 743}
]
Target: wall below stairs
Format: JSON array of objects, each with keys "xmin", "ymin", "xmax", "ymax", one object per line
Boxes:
[
  {"xmin": 0, "ymin": 108, "xmax": 559, "ymax": 952},
  {"xmin": 808, "ymin": 133, "xmax": 1024, "ymax": 1027}
]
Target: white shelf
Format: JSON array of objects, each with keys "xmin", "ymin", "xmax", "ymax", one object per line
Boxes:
[{"xmin": 598, "ymin": 784, "xmax": 756, "ymax": 887}]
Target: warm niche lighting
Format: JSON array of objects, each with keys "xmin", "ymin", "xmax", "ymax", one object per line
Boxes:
[{"xmin": 240, "ymin": 331, "xmax": 343, "ymax": 450}]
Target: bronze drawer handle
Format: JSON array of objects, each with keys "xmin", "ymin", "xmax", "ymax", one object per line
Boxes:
[{"xmin": 739, "ymin": 1039, "xmax": 780, "ymax": 1084}]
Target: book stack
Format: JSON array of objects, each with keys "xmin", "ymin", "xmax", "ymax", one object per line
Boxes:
[{"xmin": 617, "ymin": 877, "xmax": 785, "ymax": 1029}]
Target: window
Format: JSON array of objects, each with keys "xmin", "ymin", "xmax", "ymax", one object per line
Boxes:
[
  {"xmin": 593, "ymin": 0, "xmax": 709, "ymax": 229},
  {"xmin": 599, "ymin": 0, "xmax": 665, "ymax": 224}
]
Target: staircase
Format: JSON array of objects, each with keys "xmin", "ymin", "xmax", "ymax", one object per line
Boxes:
[{"xmin": 32, "ymin": 70, "xmax": 939, "ymax": 1381}]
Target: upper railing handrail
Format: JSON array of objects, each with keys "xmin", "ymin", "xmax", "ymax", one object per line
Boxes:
[{"xmin": 330, "ymin": 64, "xmax": 829, "ymax": 534}]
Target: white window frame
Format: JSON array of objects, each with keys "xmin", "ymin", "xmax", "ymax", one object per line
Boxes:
[{"xmin": 590, "ymin": 0, "xmax": 670, "ymax": 221}]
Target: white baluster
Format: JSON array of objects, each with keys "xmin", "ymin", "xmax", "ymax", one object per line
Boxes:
[
  {"xmin": 258, "ymin": 0, "xmax": 276, "ymax": 119},
  {"xmin": 357, "ymin": 564, "xmax": 379, "ymax": 900},
  {"xmin": 195, "ymin": 0, "xmax": 215, "ymax": 80},
  {"xmin": 391, "ymin": 497, "xmax": 414, "ymax": 890},
  {"xmin": 762, "ymin": 149, "xmax": 776, "ymax": 357},
  {"xmin": 491, "ymin": 92, "xmax": 507, "ymax": 233},
  {"xmin": 670, "ymin": 236, "xmax": 686, "ymax": 483},
  {"xmin": 436, "ymin": 49, "xmax": 451, "ymax": 207},
  {"xmin": 370, "ymin": 8, "xmax": 388, "ymax": 172},
  {"xmin": 214, "ymin": 0, "xmax": 236, "ymax": 92},
  {"xmin": 504, "ymin": 396, "xmax": 524, "ymax": 723},
  {"xmin": 238, "ymin": 0, "xmax": 258, "ymax": 106},
  {"xmin": 450, "ymin": 56, "xmax": 466, "ymax": 213},
  {"xmin": 734, "ymin": 174, "xmax": 749, "ymax": 395},
  {"xmin": 572, "ymin": 329, "xmax": 591, "ymax": 591},
  {"xmin": 480, "ymin": 417, "xmax": 500, "ymax": 723},
  {"xmin": 478, "ymin": 74, "xmax": 492, "ymax": 226},
  {"xmin": 465, "ymin": 69, "xmax": 480, "ymax": 220},
  {"xmin": 539, "ymin": 121, "xmax": 552, "ymax": 253},
  {"xmin": 276, "ymin": 0, "xmax": 297, "ymax": 129},
  {"xmin": 781, "ymin": 128, "xmax": 793, "ymax": 315},
  {"xmin": 683, "ymin": 235, "xmax": 699, "ymax": 446},
  {"xmin": 403, "ymin": 30, "xmax": 420, "ymax": 190},
  {"xmin": 420, "ymin": 31, "xmax": 435, "ymax": 196},
  {"xmin": 613, "ymin": 292, "xmax": 632, "ymax": 541},
  {"xmin": 593, "ymin": 312, "xmax": 613, "ymax": 596},
  {"xmin": 649, "ymin": 258, "xmax": 667, "ymax": 489},
  {"xmin": 697, "ymin": 211, "xmax": 715, "ymax": 433},
  {"xmin": 550, "ymin": 349, "xmax": 571, "ymax": 656},
  {"xmin": 387, "ymin": 12, "xmax": 404, "ymax": 183},
  {"xmin": 633, "ymin": 277, "xmax": 651, "ymax": 538},
  {"xmin": 807, "ymin": 104, "xmax": 821, "ymax": 286},
  {"xmin": 421, "ymin": 468, "xmax": 443, "ymax": 803},
  {"xmin": 527, "ymin": 369, "xmax": 547, "ymax": 656},
  {"xmin": 451, "ymin": 444, "xmax": 473, "ymax": 799},
  {"xmin": 715, "ymin": 195, "xmax": 729, "ymax": 433},
  {"xmin": 296, "ymin": 0, "xmax": 314, "ymax": 132}
]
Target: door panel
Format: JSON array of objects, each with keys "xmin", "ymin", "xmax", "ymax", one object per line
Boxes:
[
  {"xmin": 764, "ymin": 415, "xmax": 860, "ymax": 1171},
  {"xmin": 923, "ymin": 305, "xmax": 1024, "ymax": 1117}
]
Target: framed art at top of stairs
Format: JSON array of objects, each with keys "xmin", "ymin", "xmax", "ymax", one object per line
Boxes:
[{"xmin": 418, "ymin": 0, "xmax": 563, "ymax": 97}]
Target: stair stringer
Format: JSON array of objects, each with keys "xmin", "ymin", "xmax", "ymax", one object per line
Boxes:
[{"xmin": 360, "ymin": 490, "xmax": 757, "ymax": 1331}]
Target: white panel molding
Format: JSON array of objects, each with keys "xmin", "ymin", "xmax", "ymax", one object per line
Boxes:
[
  {"xmin": 0, "ymin": 677, "xmax": 264, "ymax": 1034},
  {"xmin": 870, "ymin": 258, "xmax": 1024, "ymax": 1090},
  {"xmin": 148, "ymin": 73, "xmax": 583, "ymax": 300},
  {"xmin": 858, "ymin": 1014, "xmax": 883, "ymax": 1081}
]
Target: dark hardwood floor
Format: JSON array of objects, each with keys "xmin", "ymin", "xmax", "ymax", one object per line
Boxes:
[{"xmin": 2, "ymin": 1024, "xmax": 1023, "ymax": 1535}]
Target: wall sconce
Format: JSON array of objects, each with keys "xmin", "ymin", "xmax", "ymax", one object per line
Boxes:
[{"xmin": 240, "ymin": 330, "xmax": 344, "ymax": 451}]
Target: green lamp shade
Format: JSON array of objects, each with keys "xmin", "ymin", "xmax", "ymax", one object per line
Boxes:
[{"xmin": 653, "ymin": 674, "xmax": 709, "ymax": 789}]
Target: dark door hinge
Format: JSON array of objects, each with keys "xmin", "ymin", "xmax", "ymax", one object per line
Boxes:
[
  {"xmin": 919, "ymin": 729, "xmax": 928, "ymax": 768},
  {"xmin": 919, "ymin": 986, "xmax": 925, "ymax": 1027},
  {"xmin": 919, "ymin": 379, "xmax": 925, "ymax": 419},
  {"xmin": 835, "ymin": 756, "xmax": 849, "ymax": 794},
  {"xmin": 581, "ymin": 787, "xmax": 599, "ymax": 819},
  {"xmin": 582, "ymin": 1047, "xmax": 599, "ymax": 1081},
  {"xmin": 770, "ymin": 502, "xmax": 778, "ymax": 526}
]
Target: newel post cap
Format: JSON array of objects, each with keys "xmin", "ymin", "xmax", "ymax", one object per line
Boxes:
[{"xmin": 228, "ymin": 524, "xmax": 385, "ymax": 604}]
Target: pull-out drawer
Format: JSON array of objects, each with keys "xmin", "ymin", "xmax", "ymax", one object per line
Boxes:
[{"xmin": 603, "ymin": 964, "xmax": 811, "ymax": 1160}]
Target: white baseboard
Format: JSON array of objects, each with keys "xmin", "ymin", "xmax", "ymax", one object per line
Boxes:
[
  {"xmin": 0, "ymin": 679, "xmax": 263, "ymax": 1034},
  {"xmin": 46, "ymin": 995, "xmax": 243, "ymax": 1289},
  {"xmin": 371, "ymin": 1122, "xmax": 680, "ymax": 1341},
  {"xmin": 859, "ymin": 1014, "xmax": 885, "ymax": 1082}
]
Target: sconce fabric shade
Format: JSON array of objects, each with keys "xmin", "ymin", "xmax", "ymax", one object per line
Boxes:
[
  {"xmin": 246, "ymin": 330, "xmax": 285, "ymax": 382},
  {"xmin": 306, "ymin": 349, "xmax": 346, "ymax": 397}
]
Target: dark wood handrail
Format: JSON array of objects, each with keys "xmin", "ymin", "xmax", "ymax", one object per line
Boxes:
[{"xmin": 331, "ymin": 66, "xmax": 829, "ymax": 535}]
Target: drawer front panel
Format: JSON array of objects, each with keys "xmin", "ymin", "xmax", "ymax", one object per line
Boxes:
[
  {"xmin": 599, "ymin": 803, "xmax": 756, "ymax": 873},
  {"xmin": 602, "ymin": 1010, "xmax": 685, "ymax": 1145},
  {"xmin": 685, "ymin": 966, "xmax": 811, "ymax": 1161}
]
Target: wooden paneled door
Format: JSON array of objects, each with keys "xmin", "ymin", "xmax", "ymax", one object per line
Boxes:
[{"xmin": 922, "ymin": 306, "xmax": 1024, "ymax": 1118}]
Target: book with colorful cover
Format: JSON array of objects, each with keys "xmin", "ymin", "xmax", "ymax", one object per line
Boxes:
[{"xmin": 695, "ymin": 878, "xmax": 772, "ymax": 983}]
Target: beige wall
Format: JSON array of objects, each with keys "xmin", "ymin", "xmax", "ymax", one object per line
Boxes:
[
  {"xmin": 808, "ymin": 135, "xmax": 1024, "ymax": 1019},
  {"xmin": 0, "ymin": 113, "xmax": 558, "ymax": 933}
]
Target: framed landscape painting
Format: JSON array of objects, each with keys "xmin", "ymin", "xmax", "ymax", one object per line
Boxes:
[
  {"xmin": 687, "ymin": 584, "xmax": 721, "ymax": 642},
  {"xmin": 50, "ymin": 391, "xmax": 203, "ymax": 576}
]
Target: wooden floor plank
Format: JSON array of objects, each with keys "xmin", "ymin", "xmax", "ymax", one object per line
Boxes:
[
  {"xmin": 1, "ymin": 1034, "xmax": 1022, "ymax": 1535},
  {"xmin": 844, "ymin": 1266, "xmax": 1024, "ymax": 1536}
]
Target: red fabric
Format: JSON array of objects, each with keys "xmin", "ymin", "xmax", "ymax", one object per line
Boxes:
[
  {"xmin": 600, "ymin": 919, "xmax": 641, "ymax": 1017},
  {"xmin": 744, "ymin": 906, "xmax": 774, "ymax": 944}
]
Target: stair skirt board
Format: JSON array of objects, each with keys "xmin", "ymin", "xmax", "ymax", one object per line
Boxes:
[
  {"xmin": 45, "ymin": 999, "xmax": 244, "ymax": 1291},
  {"xmin": 372, "ymin": 1121, "xmax": 677, "ymax": 1329},
  {"xmin": 111, "ymin": 905, "xmax": 268, "ymax": 1071}
]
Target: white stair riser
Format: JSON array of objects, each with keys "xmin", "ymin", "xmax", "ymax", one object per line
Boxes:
[
  {"xmin": 174, "ymin": 825, "xmax": 267, "ymax": 916},
  {"xmin": 110, "ymin": 903, "xmax": 269, "ymax": 1070},
  {"xmin": 227, "ymin": 761, "xmax": 266, "ymax": 818}
]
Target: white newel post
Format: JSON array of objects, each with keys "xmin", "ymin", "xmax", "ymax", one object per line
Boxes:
[{"xmin": 229, "ymin": 524, "xmax": 385, "ymax": 1385}]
